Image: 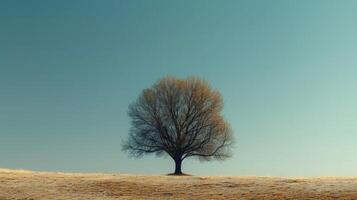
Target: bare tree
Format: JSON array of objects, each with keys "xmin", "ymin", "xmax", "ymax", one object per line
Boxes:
[{"xmin": 122, "ymin": 76, "xmax": 233, "ymax": 175}]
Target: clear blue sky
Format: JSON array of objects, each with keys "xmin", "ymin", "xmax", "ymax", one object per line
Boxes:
[{"xmin": 1, "ymin": 0, "xmax": 357, "ymax": 176}]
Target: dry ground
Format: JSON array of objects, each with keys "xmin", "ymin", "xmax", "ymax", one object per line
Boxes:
[{"xmin": 1, "ymin": 168, "xmax": 357, "ymax": 200}]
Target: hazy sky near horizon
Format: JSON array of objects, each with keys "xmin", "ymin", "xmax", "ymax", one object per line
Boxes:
[{"xmin": 1, "ymin": 0, "xmax": 357, "ymax": 176}]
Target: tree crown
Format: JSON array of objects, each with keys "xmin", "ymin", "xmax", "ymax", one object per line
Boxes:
[{"xmin": 123, "ymin": 76, "xmax": 233, "ymax": 163}]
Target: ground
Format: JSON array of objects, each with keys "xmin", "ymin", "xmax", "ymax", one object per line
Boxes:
[{"xmin": 1, "ymin": 168, "xmax": 357, "ymax": 200}]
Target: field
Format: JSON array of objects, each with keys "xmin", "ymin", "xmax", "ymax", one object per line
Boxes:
[{"xmin": 1, "ymin": 168, "xmax": 357, "ymax": 200}]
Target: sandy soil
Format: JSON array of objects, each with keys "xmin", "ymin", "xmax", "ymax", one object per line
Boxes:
[{"xmin": 1, "ymin": 168, "xmax": 357, "ymax": 200}]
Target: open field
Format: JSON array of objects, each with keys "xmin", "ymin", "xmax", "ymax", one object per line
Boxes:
[{"xmin": 1, "ymin": 168, "xmax": 357, "ymax": 200}]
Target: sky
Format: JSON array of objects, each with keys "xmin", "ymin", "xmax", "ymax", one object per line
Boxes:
[{"xmin": 1, "ymin": 0, "xmax": 357, "ymax": 176}]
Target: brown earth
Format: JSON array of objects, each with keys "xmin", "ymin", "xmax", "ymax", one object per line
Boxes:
[{"xmin": 1, "ymin": 168, "xmax": 357, "ymax": 200}]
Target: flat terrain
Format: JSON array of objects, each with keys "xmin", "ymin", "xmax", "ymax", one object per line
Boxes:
[{"xmin": 1, "ymin": 169, "xmax": 357, "ymax": 200}]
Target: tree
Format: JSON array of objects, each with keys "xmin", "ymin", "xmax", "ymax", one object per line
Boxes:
[{"xmin": 122, "ymin": 76, "xmax": 233, "ymax": 175}]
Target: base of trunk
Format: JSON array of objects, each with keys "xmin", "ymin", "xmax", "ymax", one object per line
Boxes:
[{"xmin": 167, "ymin": 172, "xmax": 191, "ymax": 176}]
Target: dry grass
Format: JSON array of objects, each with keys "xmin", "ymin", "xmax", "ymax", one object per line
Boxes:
[{"xmin": 1, "ymin": 168, "xmax": 357, "ymax": 200}]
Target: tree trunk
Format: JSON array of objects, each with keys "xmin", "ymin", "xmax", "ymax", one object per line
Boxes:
[{"xmin": 174, "ymin": 158, "xmax": 183, "ymax": 175}]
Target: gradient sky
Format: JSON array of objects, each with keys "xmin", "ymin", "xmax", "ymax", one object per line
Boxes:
[{"xmin": 1, "ymin": 0, "xmax": 357, "ymax": 176}]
